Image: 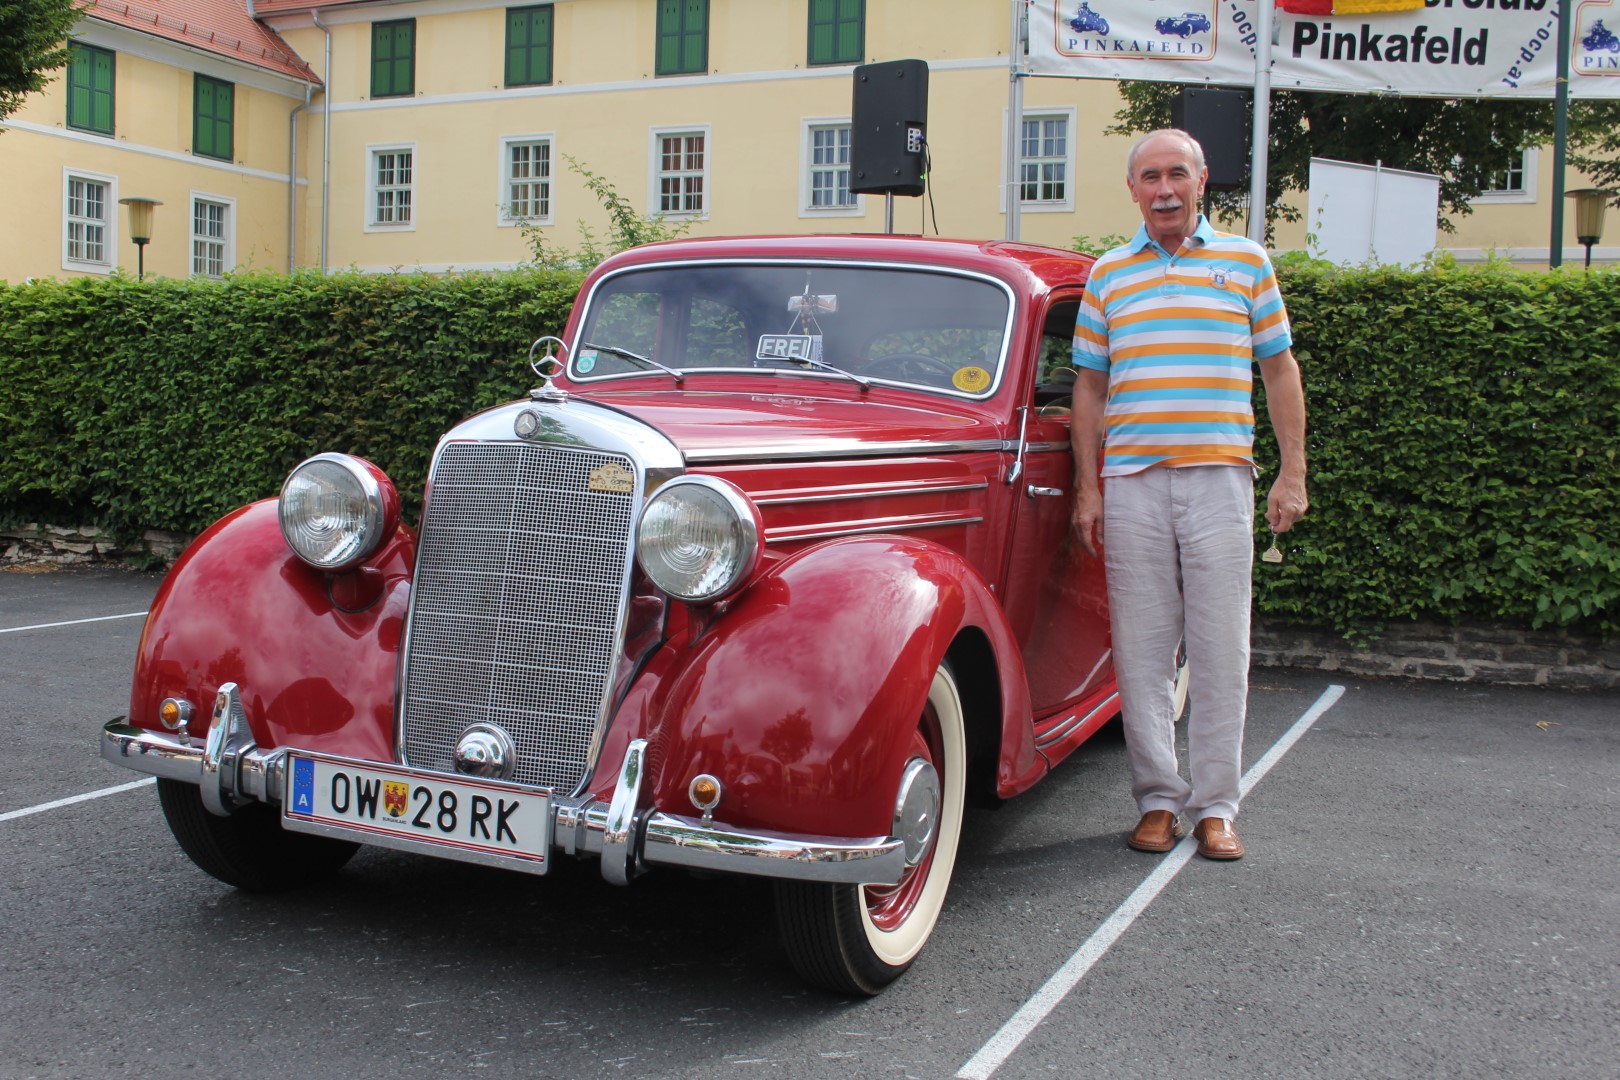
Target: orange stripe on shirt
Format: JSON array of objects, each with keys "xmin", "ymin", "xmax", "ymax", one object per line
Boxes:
[{"xmin": 1111, "ymin": 377, "xmax": 1252, "ymax": 393}]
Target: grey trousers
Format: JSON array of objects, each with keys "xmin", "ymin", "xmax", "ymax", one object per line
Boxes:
[{"xmin": 1103, "ymin": 465, "xmax": 1254, "ymax": 822}]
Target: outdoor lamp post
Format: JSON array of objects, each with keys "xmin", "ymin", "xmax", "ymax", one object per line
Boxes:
[
  {"xmin": 118, "ymin": 196, "xmax": 163, "ymax": 280},
  {"xmin": 1565, "ymin": 189, "xmax": 1611, "ymax": 269}
]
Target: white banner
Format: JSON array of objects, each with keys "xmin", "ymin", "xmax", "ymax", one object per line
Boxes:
[{"xmin": 1028, "ymin": 0, "xmax": 1620, "ymax": 99}]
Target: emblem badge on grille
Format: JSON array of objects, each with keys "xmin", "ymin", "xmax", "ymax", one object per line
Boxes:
[{"xmin": 588, "ymin": 462, "xmax": 635, "ymax": 494}]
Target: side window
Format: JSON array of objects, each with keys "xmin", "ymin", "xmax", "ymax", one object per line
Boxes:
[{"xmin": 1035, "ymin": 297, "xmax": 1082, "ymax": 405}]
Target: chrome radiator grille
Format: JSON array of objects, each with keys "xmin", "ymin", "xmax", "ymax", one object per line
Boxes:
[{"xmin": 401, "ymin": 440, "xmax": 637, "ymax": 792}]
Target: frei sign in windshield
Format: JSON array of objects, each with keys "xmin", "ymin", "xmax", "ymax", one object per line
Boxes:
[{"xmin": 1027, "ymin": 0, "xmax": 1620, "ymax": 99}]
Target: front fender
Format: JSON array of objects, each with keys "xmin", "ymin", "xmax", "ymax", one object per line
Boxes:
[
  {"xmin": 130, "ymin": 500, "xmax": 414, "ymax": 762},
  {"xmin": 641, "ymin": 536, "xmax": 1036, "ymax": 839}
]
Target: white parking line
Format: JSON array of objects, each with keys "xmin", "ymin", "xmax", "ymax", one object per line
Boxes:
[
  {"xmin": 956, "ymin": 684, "xmax": 1347, "ymax": 1080},
  {"xmin": 0, "ymin": 611, "xmax": 149, "ymax": 634},
  {"xmin": 0, "ymin": 777, "xmax": 156, "ymax": 823}
]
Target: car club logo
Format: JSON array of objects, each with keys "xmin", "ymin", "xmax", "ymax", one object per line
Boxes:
[
  {"xmin": 1062, "ymin": 2, "xmax": 1217, "ymax": 59},
  {"xmin": 587, "ymin": 461, "xmax": 635, "ymax": 495}
]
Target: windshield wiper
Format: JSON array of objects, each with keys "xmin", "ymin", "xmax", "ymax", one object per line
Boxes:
[
  {"xmin": 581, "ymin": 341, "xmax": 685, "ymax": 384},
  {"xmin": 754, "ymin": 354, "xmax": 870, "ymax": 392}
]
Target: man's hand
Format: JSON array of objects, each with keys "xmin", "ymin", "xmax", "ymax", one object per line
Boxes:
[
  {"xmin": 1266, "ymin": 470, "xmax": 1308, "ymax": 533},
  {"xmin": 1072, "ymin": 487, "xmax": 1104, "ymax": 558}
]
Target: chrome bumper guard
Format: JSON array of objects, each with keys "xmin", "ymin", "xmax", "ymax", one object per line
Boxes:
[{"xmin": 102, "ymin": 692, "xmax": 904, "ymax": 888}]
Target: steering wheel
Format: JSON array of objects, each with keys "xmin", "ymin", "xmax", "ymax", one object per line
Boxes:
[{"xmin": 865, "ymin": 352, "xmax": 958, "ymax": 384}]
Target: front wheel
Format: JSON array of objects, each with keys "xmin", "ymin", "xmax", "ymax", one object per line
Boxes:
[
  {"xmin": 775, "ymin": 663, "xmax": 967, "ymax": 995},
  {"xmin": 157, "ymin": 778, "xmax": 359, "ymax": 892}
]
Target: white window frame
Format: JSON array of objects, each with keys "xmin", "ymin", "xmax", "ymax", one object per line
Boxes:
[
  {"xmin": 497, "ymin": 133, "xmax": 555, "ymax": 227},
  {"xmin": 799, "ymin": 117, "xmax": 863, "ymax": 218},
  {"xmin": 62, "ymin": 168, "xmax": 117, "ymax": 274},
  {"xmin": 648, "ymin": 125, "xmax": 710, "ymax": 220},
  {"xmin": 1472, "ymin": 146, "xmax": 1539, "ymax": 206},
  {"xmin": 189, "ymin": 192, "xmax": 235, "ymax": 277},
  {"xmin": 365, "ymin": 142, "xmax": 418, "ymax": 232},
  {"xmin": 1005, "ymin": 107, "xmax": 1076, "ymax": 214}
]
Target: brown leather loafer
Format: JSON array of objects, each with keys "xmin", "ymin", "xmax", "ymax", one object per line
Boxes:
[
  {"xmin": 1193, "ymin": 817, "xmax": 1244, "ymax": 860},
  {"xmin": 1127, "ymin": 810, "xmax": 1185, "ymax": 853}
]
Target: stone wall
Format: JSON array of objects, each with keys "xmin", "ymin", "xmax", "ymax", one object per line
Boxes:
[
  {"xmin": 6, "ymin": 522, "xmax": 1614, "ymax": 690},
  {"xmin": 1253, "ymin": 620, "xmax": 1620, "ymax": 691}
]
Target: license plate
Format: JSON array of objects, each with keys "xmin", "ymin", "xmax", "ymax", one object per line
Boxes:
[{"xmin": 282, "ymin": 752, "xmax": 552, "ymax": 875}]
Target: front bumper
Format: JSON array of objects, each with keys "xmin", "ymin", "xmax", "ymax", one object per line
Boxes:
[{"xmin": 102, "ymin": 684, "xmax": 905, "ymax": 887}]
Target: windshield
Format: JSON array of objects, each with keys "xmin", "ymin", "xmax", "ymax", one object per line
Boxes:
[{"xmin": 569, "ymin": 262, "xmax": 1014, "ymax": 397}]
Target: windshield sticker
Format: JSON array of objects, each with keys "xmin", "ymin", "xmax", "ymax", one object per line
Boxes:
[
  {"xmin": 576, "ymin": 349, "xmax": 598, "ymax": 374},
  {"xmin": 952, "ymin": 366, "xmax": 992, "ymax": 393},
  {"xmin": 757, "ymin": 334, "xmax": 824, "ymax": 364}
]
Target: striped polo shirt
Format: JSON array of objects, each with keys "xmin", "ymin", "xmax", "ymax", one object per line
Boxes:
[{"xmin": 1073, "ymin": 216, "xmax": 1292, "ymax": 478}]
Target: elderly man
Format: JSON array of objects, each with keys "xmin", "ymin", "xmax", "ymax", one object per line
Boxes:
[{"xmin": 1070, "ymin": 129, "xmax": 1308, "ymax": 860}]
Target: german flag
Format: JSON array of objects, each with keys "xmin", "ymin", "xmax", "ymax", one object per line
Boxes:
[{"xmin": 1278, "ymin": 0, "xmax": 1425, "ymax": 13}]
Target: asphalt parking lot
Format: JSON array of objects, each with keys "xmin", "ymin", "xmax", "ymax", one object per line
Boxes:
[{"xmin": 3, "ymin": 565, "xmax": 1617, "ymax": 1080}]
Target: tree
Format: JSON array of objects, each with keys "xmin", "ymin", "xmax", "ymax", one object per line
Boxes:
[
  {"xmin": 0, "ymin": 0, "xmax": 81, "ymax": 128},
  {"xmin": 1111, "ymin": 82, "xmax": 1620, "ymax": 235}
]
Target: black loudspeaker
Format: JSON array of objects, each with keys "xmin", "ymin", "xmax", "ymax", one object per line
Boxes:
[
  {"xmin": 850, "ymin": 59, "xmax": 929, "ymax": 197},
  {"xmin": 1169, "ymin": 88, "xmax": 1250, "ymax": 191}
]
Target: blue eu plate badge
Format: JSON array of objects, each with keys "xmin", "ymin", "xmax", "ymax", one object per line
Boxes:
[{"xmin": 291, "ymin": 756, "xmax": 315, "ymax": 814}]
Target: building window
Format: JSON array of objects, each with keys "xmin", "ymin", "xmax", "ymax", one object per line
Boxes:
[
  {"xmin": 656, "ymin": 0, "xmax": 708, "ymax": 76},
  {"xmin": 506, "ymin": 5, "xmax": 554, "ymax": 87},
  {"xmin": 66, "ymin": 43, "xmax": 115, "ymax": 135},
  {"xmin": 193, "ymin": 76, "xmax": 235, "ymax": 161},
  {"xmin": 807, "ymin": 0, "xmax": 863, "ymax": 66},
  {"xmin": 369, "ymin": 147, "xmax": 415, "ymax": 227},
  {"xmin": 1020, "ymin": 116, "xmax": 1068, "ymax": 204},
  {"xmin": 1474, "ymin": 147, "xmax": 1538, "ymax": 205},
  {"xmin": 64, "ymin": 171, "xmax": 114, "ymax": 269},
  {"xmin": 371, "ymin": 20, "xmax": 416, "ymax": 98},
  {"xmin": 502, "ymin": 137, "xmax": 552, "ymax": 223},
  {"xmin": 653, "ymin": 129, "xmax": 707, "ymax": 215},
  {"xmin": 804, "ymin": 121, "xmax": 858, "ymax": 212},
  {"xmin": 191, "ymin": 197, "xmax": 232, "ymax": 277}
]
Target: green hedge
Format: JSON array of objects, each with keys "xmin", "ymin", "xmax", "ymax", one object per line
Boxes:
[
  {"xmin": 0, "ymin": 268, "xmax": 580, "ymax": 532},
  {"xmin": 1, "ymin": 263, "xmax": 1616, "ymax": 639},
  {"xmin": 1255, "ymin": 262, "xmax": 1620, "ymax": 638}
]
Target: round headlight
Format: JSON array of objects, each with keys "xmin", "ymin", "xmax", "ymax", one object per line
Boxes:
[
  {"xmin": 278, "ymin": 453, "xmax": 395, "ymax": 571},
  {"xmin": 636, "ymin": 476, "xmax": 763, "ymax": 604}
]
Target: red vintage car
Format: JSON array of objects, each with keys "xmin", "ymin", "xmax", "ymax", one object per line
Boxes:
[{"xmin": 101, "ymin": 234, "xmax": 1180, "ymax": 995}]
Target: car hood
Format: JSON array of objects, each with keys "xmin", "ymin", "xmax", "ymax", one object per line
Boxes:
[{"xmin": 581, "ymin": 388, "xmax": 1002, "ymax": 463}]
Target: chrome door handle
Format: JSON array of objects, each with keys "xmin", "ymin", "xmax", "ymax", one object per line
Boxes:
[{"xmin": 1026, "ymin": 485, "xmax": 1064, "ymax": 498}]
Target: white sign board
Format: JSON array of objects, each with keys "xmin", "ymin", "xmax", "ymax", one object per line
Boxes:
[
  {"xmin": 1305, "ymin": 157, "xmax": 1440, "ymax": 266},
  {"xmin": 1028, "ymin": 0, "xmax": 1620, "ymax": 99}
]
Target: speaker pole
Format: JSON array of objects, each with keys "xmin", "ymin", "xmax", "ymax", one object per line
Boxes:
[
  {"xmin": 885, "ymin": 193, "xmax": 895, "ymax": 235},
  {"xmin": 1247, "ymin": 0, "xmax": 1275, "ymax": 243}
]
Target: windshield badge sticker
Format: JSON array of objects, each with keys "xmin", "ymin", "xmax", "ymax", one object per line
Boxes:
[
  {"xmin": 576, "ymin": 349, "xmax": 598, "ymax": 374},
  {"xmin": 588, "ymin": 462, "xmax": 635, "ymax": 495},
  {"xmin": 953, "ymin": 366, "xmax": 991, "ymax": 393}
]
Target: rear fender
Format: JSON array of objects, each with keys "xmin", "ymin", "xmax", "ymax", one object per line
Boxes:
[
  {"xmin": 130, "ymin": 500, "xmax": 414, "ymax": 762},
  {"xmin": 641, "ymin": 536, "xmax": 1038, "ymax": 838}
]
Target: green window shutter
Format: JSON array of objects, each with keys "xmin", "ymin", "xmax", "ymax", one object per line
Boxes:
[
  {"xmin": 506, "ymin": 6, "xmax": 553, "ymax": 87},
  {"xmin": 372, "ymin": 20, "xmax": 416, "ymax": 97},
  {"xmin": 657, "ymin": 0, "xmax": 706, "ymax": 75},
  {"xmin": 67, "ymin": 44, "xmax": 115, "ymax": 134},
  {"xmin": 809, "ymin": 0, "xmax": 862, "ymax": 66},
  {"xmin": 193, "ymin": 76, "xmax": 234, "ymax": 161}
]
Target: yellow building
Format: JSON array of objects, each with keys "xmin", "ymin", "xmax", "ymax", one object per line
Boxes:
[{"xmin": 2, "ymin": 0, "xmax": 1611, "ymax": 283}]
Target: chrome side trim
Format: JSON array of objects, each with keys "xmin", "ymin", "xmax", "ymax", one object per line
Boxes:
[
  {"xmin": 1034, "ymin": 692, "xmax": 1120, "ymax": 751},
  {"xmin": 753, "ymin": 479, "xmax": 989, "ymax": 506},
  {"xmin": 685, "ymin": 438, "xmax": 1007, "ymax": 465},
  {"xmin": 765, "ymin": 514, "xmax": 984, "ymax": 546},
  {"xmin": 639, "ymin": 812, "xmax": 905, "ymax": 885},
  {"xmin": 600, "ymin": 738, "xmax": 647, "ymax": 886}
]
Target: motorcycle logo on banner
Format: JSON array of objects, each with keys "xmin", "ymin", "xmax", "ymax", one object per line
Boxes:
[
  {"xmin": 1053, "ymin": 1, "xmax": 1224, "ymax": 67},
  {"xmin": 1577, "ymin": 0, "xmax": 1620, "ymax": 80}
]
